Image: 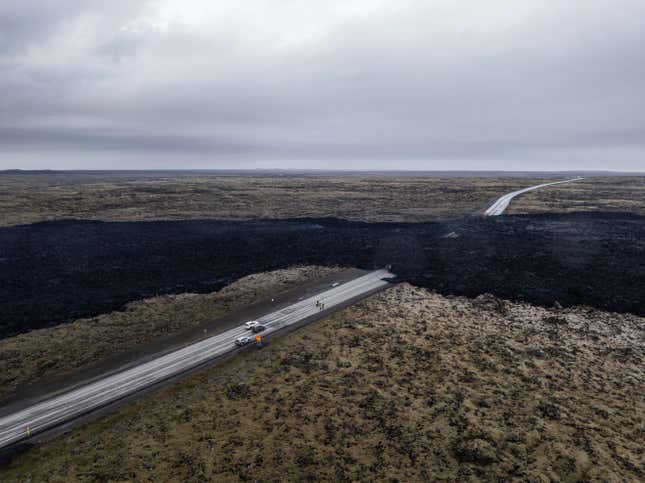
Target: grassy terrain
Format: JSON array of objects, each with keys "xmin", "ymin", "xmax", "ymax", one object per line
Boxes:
[
  {"xmin": 2, "ymin": 282, "xmax": 642, "ymax": 481},
  {"xmin": 0, "ymin": 266, "xmax": 342, "ymax": 402},
  {"xmin": 0, "ymin": 172, "xmax": 552, "ymax": 226},
  {"xmin": 508, "ymin": 177, "xmax": 645, "ymax": 215},
  {"xmin": 2, "ymin": 173, "xmax": 643, "ymax": 480},
  {"xmin": 2, "ymin": 172, "xmax": 643, "ymax": 227}
]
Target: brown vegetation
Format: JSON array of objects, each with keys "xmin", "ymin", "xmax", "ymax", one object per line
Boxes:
[
  {"xmin": 2, "ymin": 283, "xmax": 643, "ymax": 481},
  {"xmin": 0, "ymin": 266, "xmax": 342, "ymax": 401},
  {"xmin": 2, "ymin": 173, "xmax": 643, "ymax": 228},
  {"xmin": 508, "ymin": 176, "xmax": 645, "ymax": 215},
  {"xmin": 0, "ymin": 172, "xmax": 551, "ymax": 226}
]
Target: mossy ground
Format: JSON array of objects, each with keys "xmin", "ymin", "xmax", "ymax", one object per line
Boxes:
[
  {"xmin": 0, "ymin": 172, "xmax": 554, "ymax": 226},
  {"xmin": 2, "ymin": 283, "xmax": 642, "ymax": 481},
  {"xmin": 0, "ymin": 266, "xmax": 342, "ymax": 401}
]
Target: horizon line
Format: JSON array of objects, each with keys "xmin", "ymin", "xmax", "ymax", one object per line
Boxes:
[{"xmin": 2, "ymin": 168, "xmax": 644, "ymax": 175}]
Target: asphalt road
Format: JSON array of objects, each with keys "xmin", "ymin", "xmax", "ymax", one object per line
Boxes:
[
  {"xmin": 0, "ymin": 269, "xmax": 393, "ymax": 450},
  {"xmin": 484, "ymin": 177, "xmax": 582, "ymax": 216}
]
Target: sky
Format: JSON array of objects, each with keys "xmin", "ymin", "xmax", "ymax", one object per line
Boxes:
[{"xmin": 1, "ymin": 0, "xmax": 644, "ymax": 171}]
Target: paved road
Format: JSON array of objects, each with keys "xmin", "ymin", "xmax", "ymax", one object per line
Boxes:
[
  {"xmin": 0, "ymin": 269, "xmax": 393, "ymax": 449},
  {"xmin": 484, "ymin": 177, "xmax": 582, "ymax": 216}
]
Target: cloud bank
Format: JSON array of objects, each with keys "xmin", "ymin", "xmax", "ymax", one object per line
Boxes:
[{"xmin": 1, "ymin": 0, "xmax": 644, "ymax": 170}]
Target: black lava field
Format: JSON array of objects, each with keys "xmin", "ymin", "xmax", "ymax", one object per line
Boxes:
[{"xmin": 1, "ymin": 212, "xmax": 644, "ymax": 339}]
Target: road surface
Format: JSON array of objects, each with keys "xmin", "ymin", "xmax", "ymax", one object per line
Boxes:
[
  {"xmin": 0, "ymin": 269, "xmax": 393, "ymax": 449},
  {"xmin": 484, "ymin": 178, "xmax": 582, "ymax": 216}
]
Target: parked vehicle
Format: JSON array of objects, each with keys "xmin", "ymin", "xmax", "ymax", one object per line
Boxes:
[
  {"xmin": 251, "ymin": 324, "xmax": 266, "ymax": 333},
  {"xmin": 244, "ymin": 320, "xmax": 259, "ymax": 330},
  {"xmin": 235, "ymin": 336, "xmax": 250, "ymax": 347}
]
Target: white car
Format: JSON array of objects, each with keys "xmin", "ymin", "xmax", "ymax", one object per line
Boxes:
[
  {"xmin": 235, "ymin": 336, "xmax": 250, "ymax": 347},
  {"xmin": 244, "ymin": 320, "xmax": 259, "ymax": 330}
]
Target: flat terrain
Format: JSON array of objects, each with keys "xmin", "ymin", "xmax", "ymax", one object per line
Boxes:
[
  {"xmin": 508, "ymin": 177, "xmax": 645, "ymax": 215},
  {"xmin": 2, "ymin": 213, "xmax": 644, "ymax": 339},
  {"xmin": 2, "ymin": 172, "xmax": 643, "ymax": 227},
  {"xmin": 0, "ymin": 171, "xmax": 555, "ymax": 226},
  {"xmin": 0, "ymin": 266, "xmax": 342, "ymax": 402},
  {"xmin": 2, "ymin": 282, "xmax": 642, "ymax": 481},
  {"xmin": 1, "ymin": 171, "xmax": 643, "ymax": 480}
]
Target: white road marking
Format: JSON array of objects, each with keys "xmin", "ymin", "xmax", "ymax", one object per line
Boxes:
[
  {"xmin": 0, "ymin": 269, "xmax": 393, "ymax": 449},
  {"xmin": 484, "ymin": 178, "xmax": 582, "ymax": 216}
]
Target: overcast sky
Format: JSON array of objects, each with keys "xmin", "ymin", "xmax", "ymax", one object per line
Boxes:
[{"xmin": 1, "ymin": 0, "xmax": 644, "ymax": 170}]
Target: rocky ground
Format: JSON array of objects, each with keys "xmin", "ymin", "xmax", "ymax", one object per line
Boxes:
[
  {"xmin": 2, "ymin": 212, "xmax": 644, "ymax": 339},
  {"xmin": 0, "ymin": 266, "xmax": 342, "ymax": 402},
  {"xmin": 508, "ymin": 177, "xmax": 645, "ymax": 216},
  {"xmin": 1, "ymin": 282, "xmax": 642, "ymax": 481},
  {"xmin": 0, "ymin": 171, "xmax": 553, "ymax": 226},
  {"xmin": 1, "ymin": 173, "xmax": 643, "ymax": 481},
  {"xmin": 3, "ymin": 172, "xmax": 642, "ymax": 228}
]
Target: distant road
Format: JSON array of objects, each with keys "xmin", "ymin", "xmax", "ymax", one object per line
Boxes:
[
  {"xmin": 0, "ymin": 269, "xmax": 393, "ymax": 450},
  {"xmin": 484, "ymin": 178, "xmax": 582, "ymax": 216}
]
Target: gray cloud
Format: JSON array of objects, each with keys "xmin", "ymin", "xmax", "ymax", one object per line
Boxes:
[{"xmin": 1, "ymin": 0, "xmax": 644, "ymax": 170}]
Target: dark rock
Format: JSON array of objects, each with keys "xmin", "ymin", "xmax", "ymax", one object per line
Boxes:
[
  {"xmin": 537, "ymin": 402, "xmax": 561, "ymax": 420},
  {"xmin": 592, "ymin": 406, "xmax": 610, "ymax": 419},
  {"xmin": 454, "ymin": 439, "xmax": 497, "ymax": 465},
  {"xmin": 506, "ymin": 433, "xmax": 525, "ymax": 443},
  {"xmin": 472, "ymin": 293, "xmax": 506, "ymax": 313},
  {"xmin": 543, "ymin": 315, "xmax": 568, "ymax": 326},
  {"xmin": 225, "ymin": 381, "xmax": 251, "ymax": 400},
  {"xmin": 527, "ymin": 349, "xmax": 546, "ymax": 359},
  {"xmin": 2, "ymin": 213, "xmax": 644, "ymax": 339}
]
